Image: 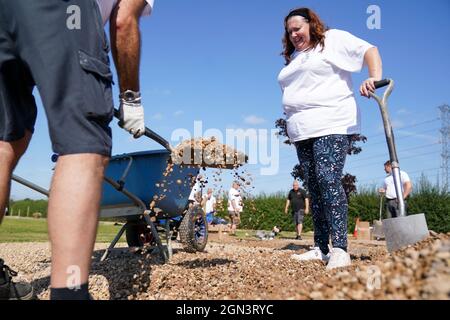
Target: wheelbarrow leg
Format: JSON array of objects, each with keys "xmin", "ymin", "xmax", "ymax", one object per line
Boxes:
[
  {"xmin": 165, "ymin": 219, "xmax": 173, "ymax": 259},
  {"xmin": 142, "ymin": 211, "xmax": 169, "ymax": 262},
  {"xmin": 101, "ymin": 223, "xmax": 127, "ymax": 262}
]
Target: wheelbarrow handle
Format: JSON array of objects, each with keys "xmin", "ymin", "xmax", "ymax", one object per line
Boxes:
[
  {"xmin": 113, "ymin": 108, "xmax": 173, "ymax": 152},
  {"xmin": 144, "ymin": 127, "xmax": 173, "ymax": 152}
]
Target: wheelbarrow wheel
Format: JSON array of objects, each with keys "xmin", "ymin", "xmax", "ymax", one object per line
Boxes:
[
  {"xmin": 125, "ymin": 221, "xmax": 155, "ymax": 248},
  {"xmin": 179, "ymin": 205, "xmax": 208, "ymax": 253}
]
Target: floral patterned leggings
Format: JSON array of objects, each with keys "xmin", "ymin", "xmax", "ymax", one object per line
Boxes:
[{"xmin": 295, "ymin": 134, "xmax": 351, "ymax": 254}]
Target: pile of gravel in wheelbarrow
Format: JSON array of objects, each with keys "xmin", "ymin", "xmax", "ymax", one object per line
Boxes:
[
  {"xmin": 0, "ymin": 232, "xmax": 448, "ymax": 300},
  {"xmin": 170, "ymin": 137, "xmax": 248, "ymax": 169}
]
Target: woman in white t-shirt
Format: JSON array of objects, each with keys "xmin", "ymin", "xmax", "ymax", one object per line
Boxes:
[{"xmin": 278, "ymin": 8, "xmax": 383, "ymax": 269}]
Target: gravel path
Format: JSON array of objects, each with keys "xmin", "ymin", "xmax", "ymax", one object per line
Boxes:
[{"xmin": 0, "ymin": 232, "xmax": 448, "ymax": 300}]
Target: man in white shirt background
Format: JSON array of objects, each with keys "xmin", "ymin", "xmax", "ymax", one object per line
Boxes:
[
  {"xmin": 188, "ymin": 174, "xmax": 204, "ymax": 207},
  {"xmin": 228, "ymin": 181, "xmax": 243, "ymax": 235},
  {"xmin": 203, "ymin": 188, "xmax": 217, "ymax": 224},
  {"xmin": 379, "ymin": 160, "xmax": 413, "ymax": 218}
]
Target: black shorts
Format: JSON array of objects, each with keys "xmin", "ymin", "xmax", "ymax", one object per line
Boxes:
[{"xmin": 0, "ymin": 0, "xmax": 113, "ymax": 156}]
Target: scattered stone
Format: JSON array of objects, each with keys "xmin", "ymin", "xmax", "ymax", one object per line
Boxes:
[{"xmin": 0, "ymin": 232, "xmax": 448, "ymax": 300}]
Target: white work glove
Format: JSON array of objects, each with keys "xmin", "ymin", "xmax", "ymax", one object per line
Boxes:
[{"xmin": 118, "ymin": 90, "xmax": 145, "ymax": 138}]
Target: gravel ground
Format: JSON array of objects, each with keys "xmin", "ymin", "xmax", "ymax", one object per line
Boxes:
[{"xmin": 0, "ymin": 232, "xmax": 448, "ymax": 300}]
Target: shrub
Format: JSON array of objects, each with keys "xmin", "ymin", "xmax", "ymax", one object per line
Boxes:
[{"xmin": 32, "ymin": 212, "xmax": 42, "ymax": 219}]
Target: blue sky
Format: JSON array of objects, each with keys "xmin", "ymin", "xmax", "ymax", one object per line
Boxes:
[{"xmin": 11, "ymin": 0, "xmax": 450, "ymax": 199}]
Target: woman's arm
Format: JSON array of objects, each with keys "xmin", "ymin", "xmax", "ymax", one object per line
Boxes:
[{"xmin": 360, "ymin": 47, "xmax": 383, "ymax": 97}]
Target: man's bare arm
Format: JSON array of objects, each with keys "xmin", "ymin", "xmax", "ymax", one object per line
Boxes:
[
  {"xmin": 109, "ymin": 0, "xmax": 146, "ymax": 92},
  {"xmin": 285, "ymin": 199, "xmax": 290, "ymax": 214},
  {"xmin": 403, "ymin": 181, "xmax": 412, "ymax": 199}
]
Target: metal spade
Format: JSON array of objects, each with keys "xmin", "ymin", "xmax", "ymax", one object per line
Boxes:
[{"xmin": 370, "ymin": 79, "xmax": 429, "ymax": 252}]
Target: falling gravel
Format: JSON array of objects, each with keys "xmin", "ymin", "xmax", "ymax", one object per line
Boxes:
[{"xmin": 0, "ymin": 232, "xmax": 448, "ymax": 300}]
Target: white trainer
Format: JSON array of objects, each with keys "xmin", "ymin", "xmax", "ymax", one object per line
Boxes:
[
  {"xmin": 326, "ymin": 248, "xmax": 351, "ymax": 270},
  {"xmin": 291, "ymin": 247, "xmax": 330, "ymax": 262}
]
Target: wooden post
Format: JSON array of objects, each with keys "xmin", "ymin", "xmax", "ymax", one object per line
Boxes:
[{"xmin": 218, "ymin": 224, "xmax": 223, "ymax": 241}]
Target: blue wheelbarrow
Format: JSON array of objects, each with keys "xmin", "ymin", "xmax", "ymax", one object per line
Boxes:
[
  {"xmin": 98, "ymin": 148, "xmax": 208, "ymax": 262},
  {"xmin": 11, "ymin": 114, "xmax": 209, "ymax": 263}
]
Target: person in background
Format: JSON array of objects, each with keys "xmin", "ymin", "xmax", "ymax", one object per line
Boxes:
[
  {"xmin": 228, "ymin": 181, "xmax": 243, "ymax": 236},
  {"xmin": 378, "ymin": 160, "xmax": 412, "ymax": 218},
  {"xmin": 278, "ymin": 7, "xmax": 383, "ymax": 269},
  {"xmin": 202, "ymin": 188, "xmax": 217, "ymax": 224},
  {"xmin": 188, "ymin": 174, "xmax": 204, "ymax": 207},
  {"xmin": 202, "ymin": 188, "xmax": 228, "ymax": 226},
  {"xmin": 285, "ymin": 180, "xmax": 310, "ymax": 240}
]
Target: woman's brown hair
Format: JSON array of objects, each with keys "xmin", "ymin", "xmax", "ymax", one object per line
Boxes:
[{"xmin": 281, "ymin": 7, "xmax": 328, "ymax": 65}]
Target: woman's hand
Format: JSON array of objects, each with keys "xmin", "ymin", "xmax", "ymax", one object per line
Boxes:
[
  {"xmin": 362, "ymin": 47, "xmax": 383, "ymax": 98},
  {"xmin": 360, "ymin": 77, "xmax": 379, "ymax": 98}
]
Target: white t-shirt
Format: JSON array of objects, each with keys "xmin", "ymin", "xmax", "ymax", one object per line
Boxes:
[
  {"xmin": 228, "ymin": 188, "xmax": 243, "ymax": 212},
  {"xmin": 204, "ymin": 195, "xmax": 217, "ymax": 214},
  {"xmin": 96, "ymin": 0, "xmax": 154, "ymax": 25},
  {"xmin": 188, "ymin": 180, "xmax": 202, "ymax": 203},
  {"xmin": 278, "ymin": 29, "xmax": 375, "ymax": 142},
  {"xmin": 384, "ymin": 171, "xmax": 411, "ymax": 199}
]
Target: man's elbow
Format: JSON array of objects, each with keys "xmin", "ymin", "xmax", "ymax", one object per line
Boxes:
[
  {"xmin": 405, "ymin": 182, "xmax": 413, "ymax": 193},
  {"xmin": 111, "ymin": 10, "xmax": 139, "ymax": 32}
]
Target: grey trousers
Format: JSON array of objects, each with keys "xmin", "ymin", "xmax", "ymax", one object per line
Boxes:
[{"xmin": 386, "ymin": 199, "xmax": 408, "ymax": 218}]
